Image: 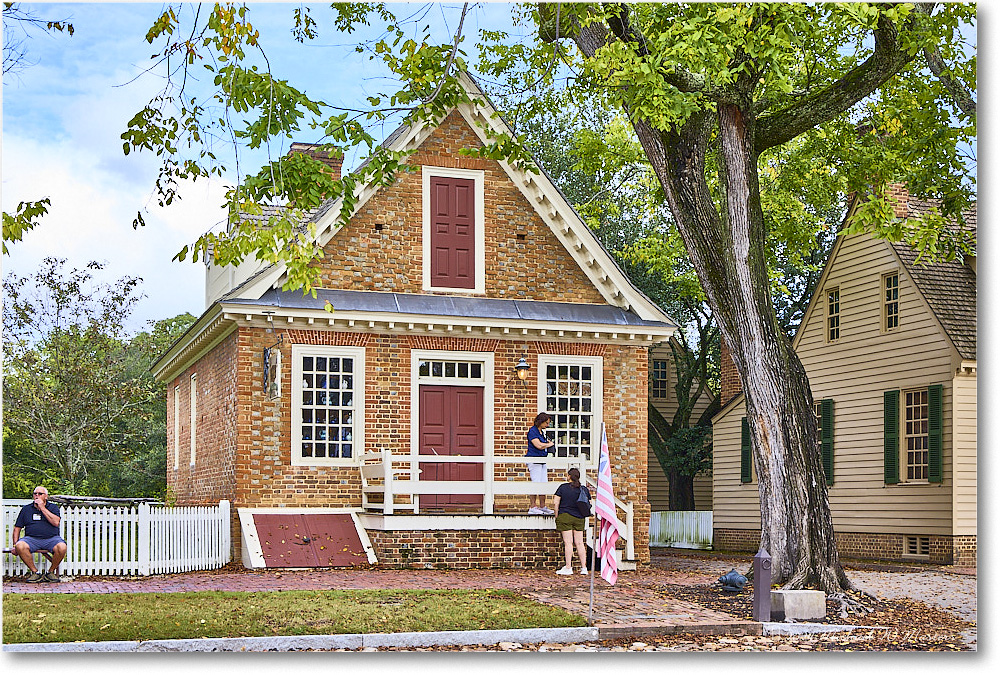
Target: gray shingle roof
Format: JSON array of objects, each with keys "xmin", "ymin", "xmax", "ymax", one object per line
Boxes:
[
  {"xmin": 890, "ymin": 199, "xmax": 977, "ymax": 360},
  {"xmin": 226, "ymin": 288, "xmax": 673, "ymax": 329}
]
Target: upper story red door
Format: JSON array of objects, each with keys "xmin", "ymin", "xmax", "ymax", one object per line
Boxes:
[
  {"xmin": 430, "ymin": 176, "xmax": 476, "ymax": 289},
  {"xmin": 419, "ymin": 385, "xmax": 484, "ymax": 510}
]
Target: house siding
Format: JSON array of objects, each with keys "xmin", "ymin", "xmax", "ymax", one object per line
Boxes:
[
  {"xmin": 647, "ymin": 342, "xmax": 713, "ymax": 512},
  {"xmin": 713, "ymin": 233, "xmax": 972, "ymax": 564},
  {"xmin": 952, "ymin": 371, "xmax": 976, "ymax": 538}
]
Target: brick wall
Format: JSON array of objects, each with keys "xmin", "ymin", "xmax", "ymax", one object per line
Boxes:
[
  {"xmin": 314, "ymin": 110, "xmax": 605, "ymax": 303},
  {"xmin": 368, "ymin": 529, "xmax": 564, "ymax": 569},
  {"xmin": 167, "ymin": 326, "xmax": 652, "ymax": 564},
  {"xmin": 719, "ymin": 337, "xmax": 742, "ymax": 404},
  {"xmin": 167, "ymin": 330, "xmax": 239, "ymax": 506},
  {"xmin": 714, "ymin": 528, "xmax": 977, "ymax": 567},
  {"xmin": 886, "ymin": 182, "xmax": 910, "ymax": 219}
]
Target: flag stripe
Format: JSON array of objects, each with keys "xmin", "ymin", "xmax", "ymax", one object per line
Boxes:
[{"xmin": 595, "ymin": 423, "xmax": 621, "ymax": 585}]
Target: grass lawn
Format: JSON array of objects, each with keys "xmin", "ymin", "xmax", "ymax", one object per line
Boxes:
[{"xmin": 3, "ymin": 589, "xmax": 586, "ymax": 643}]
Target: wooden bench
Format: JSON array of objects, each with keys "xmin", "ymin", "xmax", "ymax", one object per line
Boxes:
[{"xmin": 3, "ymin": 547, "xmax": 54, "ymax": 569}]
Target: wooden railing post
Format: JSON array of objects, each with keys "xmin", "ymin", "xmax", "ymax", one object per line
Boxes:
[
  {"xmin": 138, "ymin": 502, "xmax": 151, "ymax": 576},
  {"xmin": 382, "ymin": 448, "xmax": 394, "ymax": 515}
]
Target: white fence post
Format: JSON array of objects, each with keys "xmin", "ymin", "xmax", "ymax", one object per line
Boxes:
[
  {"xmin": 138, "ymin": 502, "xmax": 151, "ymax": 576},
  {"xmin": 219, "ymin": 500, "xmax": 231, "ymax": 566}
]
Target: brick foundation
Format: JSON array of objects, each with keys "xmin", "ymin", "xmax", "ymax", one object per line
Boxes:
[
  {"xmin": 367, "ymin": 529, "xmax": 564, "ymax": 569},
  {"xmin": 714, "ymin": 528, "xmax": 977, "ymax": 567}
]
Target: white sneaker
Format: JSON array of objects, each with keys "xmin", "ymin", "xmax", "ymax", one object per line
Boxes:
[
  {"xmin": 556, "ymin": 566, "xmax": 573, "ymax": 575},
  {"xmin": 539, "ymin": 506, "xmax": 554, "ymax": 515},
  {"xmin": 528, "ymin": 507, "xmax": 543, "ymax": 515},
  {"xmin": 579, "ymin": 568, "xmax": 588, "ymax": 575}
]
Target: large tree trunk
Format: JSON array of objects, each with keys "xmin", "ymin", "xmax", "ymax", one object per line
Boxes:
[
  {"xmin": 667, "ymin": 470, "xmax": 695, "ymax": 511},
  {"xmin": 560, "ymin": 6, "xmax": 856, "ymax": 593},
  {"xmin": 626, "ymin": 106, "xmax": 852, "ymax": 592}
]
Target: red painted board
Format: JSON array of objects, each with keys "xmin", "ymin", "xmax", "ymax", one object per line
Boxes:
[{"xmin": 253, "ymin": 513, "xmax": 368, "ymax": 568}]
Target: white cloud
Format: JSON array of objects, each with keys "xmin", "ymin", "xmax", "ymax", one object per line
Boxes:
[{"xmin": 2, "ymin": 130, "xmax": 228, "ymax": 333}]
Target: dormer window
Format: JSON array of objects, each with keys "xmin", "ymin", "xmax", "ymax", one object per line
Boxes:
[{"xmin": 422, "ymin": 166, "xmax": 485, "ymax": 293}]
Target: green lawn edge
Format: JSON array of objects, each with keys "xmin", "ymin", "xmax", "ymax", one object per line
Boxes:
[{"xmin": 3, "ymin": 588, "xmax": 586, "ymax": 643}]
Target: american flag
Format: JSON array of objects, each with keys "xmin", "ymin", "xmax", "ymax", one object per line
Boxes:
[{"xmin": 595, "ymin": 423, "xmax": 621, "ymax": 584}]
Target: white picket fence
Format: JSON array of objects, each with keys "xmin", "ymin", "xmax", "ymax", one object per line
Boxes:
[
  {"xmin": 649, "ymin": 510, "xmax": 713, "ymax": 550},
  {"xmin": 3, "ymin": 500, "xmax": 231, "ymax": 577}
]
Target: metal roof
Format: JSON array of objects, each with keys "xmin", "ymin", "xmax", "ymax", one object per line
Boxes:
[{"xmin": 226, "ymin": 288, "xmax": 673, "ymax": 328}]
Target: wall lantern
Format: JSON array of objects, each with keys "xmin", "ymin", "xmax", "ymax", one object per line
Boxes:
[{"xmin": 515, "ymin": 357, "xmax": 531, "ymax": 381}]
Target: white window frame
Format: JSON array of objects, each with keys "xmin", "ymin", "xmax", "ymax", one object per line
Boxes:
[
  {"xmin": 651, "ymin": 359, "xmax": 669, "ymax": 399},
  {"xmin": 536, "ymin": 354, "xmax": 603, "ymax": 464},
  {"xmin": 826, "ymin": 286, "xmax": 840, "ymax": 343},
  {"xmin": 290, "ymin": 344, "xmax": 366, "ymax": 466},
  {"xmin": 409, "ymin": 349, "xmax": 494, "ymax": 460},
  {"xmin": 189, "ymin": 373, "xmax": 197, "ymax": 467},
  {"xmin": 903, "ymin": 387, "xmax": 929, "ymax": 482},
  {"xmin": 882, "ymin": 272, "xmax": 900, "ymax": 333},
  {"xmin": 173, "ymin": 385, "xmax": 180, "ymax": 470},
  {"xmin": 421, "ymin": 165, "xmax": 486, "ymax": 294}
]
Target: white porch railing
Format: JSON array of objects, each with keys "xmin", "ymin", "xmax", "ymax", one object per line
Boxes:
[
  {"xmin": 649, "ymin": 510, "xmax": 713, "ymax": 550},
  {"xmin": 3, "ymin": 500, "xmax": 231, "ymax": 576},
  {"xmin": 360, "ymin": 450, "xmax": 635, "ymax": 561}
]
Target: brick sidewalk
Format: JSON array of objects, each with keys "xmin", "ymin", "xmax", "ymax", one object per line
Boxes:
[{"xmin": 2, "ymin": 555, "xmax": 754, "ymax": 634}]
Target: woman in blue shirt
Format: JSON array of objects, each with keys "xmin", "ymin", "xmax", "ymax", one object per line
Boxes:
[{"xmin": 526, "ymin": 412, "xmax": 555, "ymax": 514}]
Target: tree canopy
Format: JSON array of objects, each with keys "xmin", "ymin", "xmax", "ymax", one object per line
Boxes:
[{"xmin": 2, "ymin": 257, "xmax": 195, "ymax": 497}]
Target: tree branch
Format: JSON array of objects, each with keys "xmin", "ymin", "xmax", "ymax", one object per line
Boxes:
[{"xmin": 755, "ymin": 9, "xmax": 917, "ymax": 153}]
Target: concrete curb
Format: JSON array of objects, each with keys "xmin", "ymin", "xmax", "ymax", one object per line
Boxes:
[
  {"xmin": 762, "ymin": 622, "xmax": 893, "ymax": 636},
  {"xmin": 3, "ymin": 622, "xmax": 897, "ymax": 652},
  {"xmin": 3, "ymin": 626, "xmax": 600, "ymax": 652}
]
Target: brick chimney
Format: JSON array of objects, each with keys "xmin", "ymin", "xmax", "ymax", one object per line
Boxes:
[
  {"xmin": 288, "ymin": 142, "xmax": 343, "ymax": 180},
  {"xmin": 720, "ymin": 337, "xmax": 743, "ymax": 404},
  {"xmin": 886, "ymin": 182, "xmax": 910, "ymax": 219}
]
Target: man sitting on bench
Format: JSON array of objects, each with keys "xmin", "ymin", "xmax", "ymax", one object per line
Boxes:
[{"xmin": 12, "ymin": 486, "xmax": 67, "ymax": 583}]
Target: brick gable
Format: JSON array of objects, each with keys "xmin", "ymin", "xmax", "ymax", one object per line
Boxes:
[{"xmin": 314, "ymin": 110, "xmax": 605, "ymax": 303}]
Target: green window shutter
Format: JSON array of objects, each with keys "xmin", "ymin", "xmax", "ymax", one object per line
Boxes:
[
  {"xmin": 820, "ymin": 399, "xmax": 835, "ymax": 486},
  {"xmin": 740, "ymin": 416, "xmax": 752, "ymax": 483},
  {"xmin": 884, "ymin": 390, "xmax": 900, "ymax": 484},
  {"xmin": 928, "ymin": 384, "xmax": 944, "ymax": 483}
]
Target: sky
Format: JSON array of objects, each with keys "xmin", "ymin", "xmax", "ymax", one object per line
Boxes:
[{"xmin": 1, "ymin": 1, "xmax": 515, "ymax": 333}]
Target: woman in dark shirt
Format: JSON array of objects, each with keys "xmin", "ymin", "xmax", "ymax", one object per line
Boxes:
[{"xmin": 552, "ymin": 467, "xmax": 590, "ymax": 575}]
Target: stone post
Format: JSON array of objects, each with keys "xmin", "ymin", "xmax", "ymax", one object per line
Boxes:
[{"xmin": 752, "ymin": 547, "xmax": 772, "ymax": 622}]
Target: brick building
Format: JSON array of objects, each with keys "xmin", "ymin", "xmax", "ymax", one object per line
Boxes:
[{"xmin": 152, "ymin": 73, "xmax": 676, "ymax": 570}]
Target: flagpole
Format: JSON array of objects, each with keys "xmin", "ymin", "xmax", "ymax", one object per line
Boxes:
[
  {"xmin": 588, "ymin": 422, "xmax": 605, "ymax": 627},
  {"xmin": 588, "ymin": 513, "xmax": 597, "ymax": 626}
]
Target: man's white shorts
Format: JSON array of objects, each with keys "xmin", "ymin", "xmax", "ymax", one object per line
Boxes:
[{"xmin": 528, "ymin": 462, "xmax": 547, "ymax": 482}]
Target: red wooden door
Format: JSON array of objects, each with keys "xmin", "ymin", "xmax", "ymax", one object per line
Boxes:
[
  {"xmin": 419, "ymin": 385, "xmax": 484, "ymax": 510},
  {"xmin": 430, "ymin": 176, "xmax": 476, "ymax": 289}
]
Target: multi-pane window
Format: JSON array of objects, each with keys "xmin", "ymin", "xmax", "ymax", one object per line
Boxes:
[
  {"xmin": 651, "ymin": 360, "xmax": 669, "ymax": 399},
  {"xmin": 418, "ymin": 360, "xmax": 483, "ymax": 381},
  {"xmin": 292, "ymin": 346, "xmax": 365, "ymax": 465},
  {"xmin": 542, "ymin": 362, "xmax": 598, "ymax": 459},
  {"xmin": 827, "ymin": 288, "xmax": 840, "ymax": 341},
  {"xmin": 904, "ymin": 389, "xmax": 929, "ymax": 480},
  {"xmin": 883, "ymin": 273, "xmax": 899, "ymax": 331}
]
